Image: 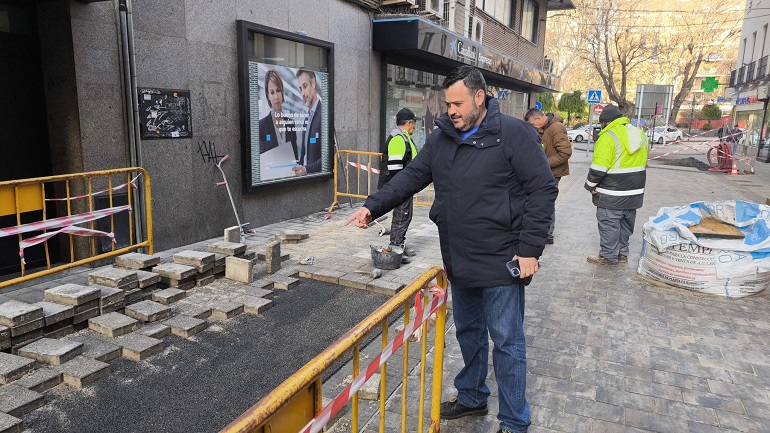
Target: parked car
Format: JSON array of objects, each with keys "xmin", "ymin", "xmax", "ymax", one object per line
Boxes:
[
  {"xmin": 647, "ymin": 126, "xmax": 683, "ymax": 144},
  {"xmin": 567, "ymin": 126, "xmax": 592, "ymax": 142}
]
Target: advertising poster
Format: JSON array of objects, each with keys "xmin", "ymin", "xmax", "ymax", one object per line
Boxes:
[{"xmin": 256, "ymin": 64, "xmax": 327, "ymax": 182}]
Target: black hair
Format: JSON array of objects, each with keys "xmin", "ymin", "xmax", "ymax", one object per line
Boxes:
[
  {"xmin": 524, "ymin": 108, "xmax": 544, "ymax": 122},
  {"xmin": 442, "ymin": 65, "xmax": 486, "ymax": 96}
]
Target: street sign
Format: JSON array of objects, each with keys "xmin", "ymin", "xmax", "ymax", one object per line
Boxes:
[
  {"xmin": 497, "ymin": 90, "xmax": 509, "ymax": 100},
  {"xmin": 701, "ymin": 77, "xmax": 719, "ymax": 93},
  {"xmin": 534, "ymin": 101, "xmax": 542, "ymax": 110},
  {"xmin": 587, "ymin": 90, "xmax": 602, "ymax": 104},
  {"xmin": 593, "ymin": 103, "xmax": 605, "ymax": 116}
]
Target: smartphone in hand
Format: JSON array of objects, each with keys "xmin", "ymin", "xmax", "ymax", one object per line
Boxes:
[
  {"xmin": 506, "ymin": 259, "xmax": 538, "ymax": 286},
  {"xmin": 506, "ymin": 259, "xmax": 521, "ymax": 277}
]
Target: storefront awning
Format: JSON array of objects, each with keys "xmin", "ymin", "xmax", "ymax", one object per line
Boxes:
[{"xmin": 373, "ymin": 17, "xmax": 560, "ymax": 93}]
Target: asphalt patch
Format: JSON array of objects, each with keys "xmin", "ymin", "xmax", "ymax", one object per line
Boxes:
[
  {"xmin": 22, "ymin": 280, "xmax": 392, "ymax": 433},
  {"xmin": 658, "ymin": 156, "xmax": 711, "ymax": 171}
]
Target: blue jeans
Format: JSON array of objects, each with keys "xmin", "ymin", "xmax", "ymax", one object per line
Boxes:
[{"xmin": 451, "ymin": 282, "xmax": 530, "ymax": 432}]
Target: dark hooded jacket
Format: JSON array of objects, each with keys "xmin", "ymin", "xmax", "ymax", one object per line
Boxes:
[{"xmin": 364, "ymin": 97, "xmax": 557, "ymax": 288}]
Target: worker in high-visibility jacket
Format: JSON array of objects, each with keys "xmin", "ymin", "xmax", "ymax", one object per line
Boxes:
[
  {"xmin": 378, "ymin": 108, "xmax": 419, "ymax": 257},
  {"xmin": 584, "ymin": 104, "xmax": 648, "ymax": 266}
]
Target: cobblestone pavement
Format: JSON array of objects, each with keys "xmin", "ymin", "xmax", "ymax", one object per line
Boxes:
[{"xmin": 2, "ymin": 139, "xmax": 770, "ymax": 432}]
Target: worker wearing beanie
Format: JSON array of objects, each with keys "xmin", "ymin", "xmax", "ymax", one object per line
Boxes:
[
  {"xmin": 584, "ymin": 104, "xmax": 649, "ymax": 266},
  {"xmin": 378, "ymin": 108, "xmax": 420, "ymax": 256}
]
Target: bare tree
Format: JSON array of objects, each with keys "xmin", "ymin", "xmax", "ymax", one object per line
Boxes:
[{"xmin": 545, "ymin": 0, "xmax": 742, "ymax": 120}]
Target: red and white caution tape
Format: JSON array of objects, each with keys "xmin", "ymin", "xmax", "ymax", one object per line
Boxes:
[
  {"xmin": 19, "ymin": 225, "xmax": 115, "ymax": 264},
  {"xmin": 298, "ymin": 286, "xmax": 447, "ymax": 433},
  {"xmin": 648, "ymin": 144, "xmax": 703, "ymax": 161},
  {"xmin": 0, "ymin": 205, "xmax": 132, "ymax": 238},
  {"xmin": 45, "ymin": 175, "xmax": 140, "ymax": 201},
  {"xmin": 347, "ymin": 161, "xmax": 380, "ymax": 174}
]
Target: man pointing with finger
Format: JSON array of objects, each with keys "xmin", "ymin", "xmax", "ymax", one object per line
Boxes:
[{"xmin": 345, "ymin": 65, "xmax": 557, "ymax": 433}]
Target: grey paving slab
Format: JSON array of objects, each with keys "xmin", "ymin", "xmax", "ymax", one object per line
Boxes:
[
  {"xmin": 170, "ymin": 302, "xmax": 212, "ymax": 320},
  {"xmin": 114, "ymin": 252, "xmax": 161, "ymax": 270},
  {"xmin": 151, "ymin": 288, "xmax": 186, "ymax": 305},
  {"xmin": 17, "ymin": 338, "xmax": 83, "ymax": 365},
  {"xmin": 124, "ymin": 301, "xmax": 172, "ymax": 323},
  {"xmin": 135, "ymin": 270, "xmax": 162, "ymax": 289},
  {"xmin": 135, "ymin": 324, "xmax": 171, "ymax": 339},
  {"xmin": 88, "ymin": 312, "xmax": 139, "ymax": 338},
  {"xmin": 0, "ymin": 384, "xmax": 44, "ymax": 417},
  {"xmin": 234, "ymin": 295, "xmax": 273, "ymax": 315},
  {"xmin": 87, "ymin": 267, "xmax": 138, "ymax": 289},
  {"xmin": 56, "ymin": 356, "xmax": 111, "ymax": 388},
  {"xmin": 64, "ymin": 333, "xmax": 122, "ymax": 363},
  {"xmin": 12, "ymin": 367, "xmax": 62, "ymax": 392},
  {"xmin": 33, "ymin": 301, "xmax": 73, "ymax": 326},
  {"xmin": 209, "ymin": 301, "xmax": 244, "ymax": 320},
  {"xmin": 44, "ymin": 284, "xmax": 100, "ymax": 306},
  {"xmin": 0, "ymin": 301, "xmax": 44, "ymax": 329},
  {"xmin": 0, "ymin": 411, "xmax": 23, "ymax": 433},
  {"xmin": 152, "ymin": 263, "xmax": 197, "ymax": 281},
  {"xmin": 0, "ymin": 353, "xmax": 35, "ymax": 385},
  {"xmin": 207, "ymin": 241, "xmax": 247, "ymax": 256},
  {"xmin": 115, "ymin": 333, "xmax": 164, "ymax": 361},
  {"xmin": 162, "ymin": 315, "xmax": 207, "ymax": 338},
  {"xmin": 173, "ymin": 250, "xmax": 215, "ymax": 266}
]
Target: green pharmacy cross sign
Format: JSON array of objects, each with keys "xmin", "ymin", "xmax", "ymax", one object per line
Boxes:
[{"xmin": 701, "ymin": 77, "xmax": 719, "ymax": 93}]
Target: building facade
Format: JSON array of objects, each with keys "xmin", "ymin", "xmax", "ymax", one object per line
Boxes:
[
  {"xmin": 727, "ymin": 1, "xmax": 770, "ymax": 162},
  {"xmin": 0, "ymin": 0, "xmax": 569, "ymax": 274}
]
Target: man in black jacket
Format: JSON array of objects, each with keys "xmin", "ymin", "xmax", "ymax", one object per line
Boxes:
[{"xmin": 345, "ymin": 65, "xmax": 557, "ymax": 433}]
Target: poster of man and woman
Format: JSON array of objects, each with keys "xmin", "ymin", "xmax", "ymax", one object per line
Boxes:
[{"xmin": 257, "ymin": 64, "xmax": 326, "ymax": 182}]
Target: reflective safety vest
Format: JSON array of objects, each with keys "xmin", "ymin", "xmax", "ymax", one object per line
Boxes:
[
  {"xmin": 378, "ymin": 128, "xmax": 417, "ymax": 189},
  {"xmin": 584, "ymin": 117, "xmax": 648, "ymax": 210}
]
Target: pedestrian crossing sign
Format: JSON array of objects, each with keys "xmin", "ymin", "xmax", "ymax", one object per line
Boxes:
[{"xmin": 587, "ymin": 90, "xmax": 602, "ymax": 104}]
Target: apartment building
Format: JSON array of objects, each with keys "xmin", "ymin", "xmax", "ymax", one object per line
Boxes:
[{"xmin": 727, "ymin": 0, "xmax": 770, "ymax": 162}]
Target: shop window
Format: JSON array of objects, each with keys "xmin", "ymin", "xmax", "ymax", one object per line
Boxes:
[
  {"xmin": 479, "ymin": 0, "xmax": 513, "ymax": 28},
  {"xmin": 237, "ymin": 22, "xmax": 333, "ymax": 190},
  {"xmin": 522, "ymin": 0, "xmax": 538, "ymax": 43}
]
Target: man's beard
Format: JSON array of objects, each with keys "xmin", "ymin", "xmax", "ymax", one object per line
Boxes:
[{"xmin": 454, "ymin": 101, "xmax": 481, "ymax": 132}]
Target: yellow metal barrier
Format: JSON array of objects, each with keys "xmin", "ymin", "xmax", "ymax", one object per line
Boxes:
[
  {"xmin": 221, "ymin": 266, "xmax": 448, "ymax": 433},
  {"xmin": 0, "ymin": 167, "xmax": 153, "ymax": 289},
  {"xmin": 328, "ymin": 150, "xmax": 434, "ymax": 212}
]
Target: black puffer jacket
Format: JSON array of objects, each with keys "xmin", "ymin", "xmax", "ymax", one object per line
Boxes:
[{"xmin": 364, "ymin": 97, "xmax": 557, "ymax": 288}]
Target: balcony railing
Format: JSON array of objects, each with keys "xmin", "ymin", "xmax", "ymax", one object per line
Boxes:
[
  {"xmin": 758, "ymin": 56, "xmax": 768, "ymax": 80},
  {"xmin": 747, "ymin": 61, "xmax": 757, "ymax": 82},
  {"xmin": 730, "ymin": 70, "xmax": 736, "ymax": 87},
  {"xmin": 738, "ymin": 65, "xmax": 746, "ymax": 85}
]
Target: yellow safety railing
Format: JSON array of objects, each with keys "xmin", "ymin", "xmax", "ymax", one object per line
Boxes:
[
  {"xmin": 328, "ymin": 150, "xmax": 434, "ymax": 212},
  {"xmin": 0, "ymin": 167, "xmax": 152, "ymax": 289},
  {"xmin": 220, "ymin": 266, "xmax": 448, "ymax": 433}
]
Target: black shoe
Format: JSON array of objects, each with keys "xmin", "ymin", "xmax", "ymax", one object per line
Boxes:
[
  {"xmin": 439, "ymin": 396, "xmax": 488, "ymax": 420},
  {"xmin": 618, "ymin": 254, "xmax": 628, "ymax": 264},
  {"xmin": 546, "ymin": 236, "xmax": 554, "ymax": 245},
  {"xmin": 496, "ymin": 430, "xmax": 515, "ymax": 433}
]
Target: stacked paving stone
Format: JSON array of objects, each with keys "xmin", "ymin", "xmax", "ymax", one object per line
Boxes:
[
  {"xmin": 114, "ymin": 252, "xmax": 160, "ymax": 272},
  {"xmin": 0, "ymin": 249, "xmax": 283, "ymax": 432},
  {"xmin": 208, "ymin": 241, "xmax": 256, "ymax": 283},
  {"xmin": 172, "ymin": 250, "xmax": 219, "ymax": 287},
  {"xmin": 152, "ymin": 263, "xmax": 197, "ymax": 290},
  {"xmin": 278, "ymin": 229, "xmax": 309, "ymax": 245},
  {"xmin": 44, "ymin": 284, "xmax": 102, "ymax": 332},
  {"xmin": 88, "ymin": 267, "xmax": 144, "ymax": 304},
  {"xmin": 0, "ymin": 301, "xmax": 45, "ymax": 352},
  {"xmin": 33, "ymin": 301, "xmax": 74, "ymax": 339},
  {"xmin": 114, "ymin": 253, "xmax": 163, "ymax": 297}
]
